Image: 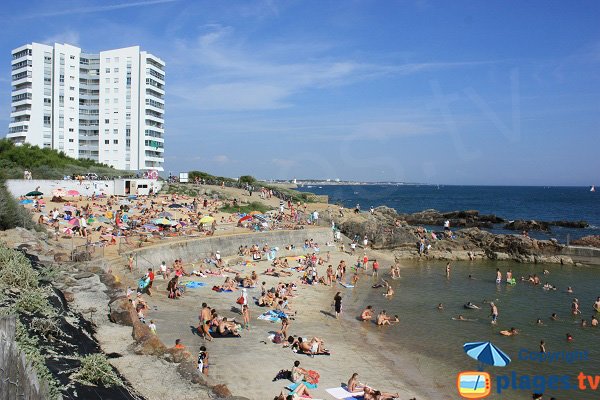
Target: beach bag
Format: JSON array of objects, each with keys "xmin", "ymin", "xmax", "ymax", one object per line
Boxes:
[
  {"xmin": 236, "ymin": 296, "xmax": 244, "ymax": 305},
  {"xmin": 306, "ymin": 370, "xmax": 320, "ymax": 384}
]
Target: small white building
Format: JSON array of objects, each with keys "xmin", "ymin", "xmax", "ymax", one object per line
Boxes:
[{"xmin": 113, "ymin": 179, "xmax": 162, "ymax": 196}]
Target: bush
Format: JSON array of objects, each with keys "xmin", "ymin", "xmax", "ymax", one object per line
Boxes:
[
  {"xmin": 220, "ymin": 201, "xmax": 271, "ymax": 214},
  {"xmin": 0, "ymin": 178, "xmax": 40, "ymax": 231},
  {"xmin": 0, "ymin": 244, "xmax": 40, "ymax": 290},
  {"xmin": 13, "ymin": 287, "xmax": 56, "ymax": 317},
  {"xmin": 74, "ymin": 354, "xmax": 123, "ymax": 387}
]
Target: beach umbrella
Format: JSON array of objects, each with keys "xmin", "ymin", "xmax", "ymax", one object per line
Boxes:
[
  {"xmin": 249, "ymin": 211, "xmax": 262, "ymax": 215},
  {"xmin": 68, "ymin": 218, "xmax": 80, "ymax": 226},
  {"xmin": 119, "ymin": 199, "xmax": 131, "ymax": 205},
  {"xmin": 158, "ymin": 212, "xmax": 172, "ymax": 218},
  {"xmin": 97, "ymin": 216, "xmax": 111, "ymax": 223},
  {"xmin": 253, "ymin": 214, "xmax": 268, "ymax": 222},
  {"xmin": 128, "ymin": 195, "xmax": 138, "ymax": 199},
  {"xmin": 19, "ymin": 199, "xmax": 34, "ymax": 204},
  {"xmin": 63, "ymin": 205, "xmax": 76, "ymax": 213},
  {"xmin": 142, "ymin": 224, "xmax": 159, "ymax": 231},
  {"xmin": 168, "ymin": 203, "xmax": 184, "ymax": 208},
  {"xmin": 199, "ymin": 216, "xmax": 214, "ymax": 224},
  {"xmin": 463, "ymin": 341, "xmax": 511, "ymax": 369},
  {"xmin": 25, "ymin": 191, "xmax": 43, "ymax": 197},
  {"xmin": 53, "ymin": 188, "xmax": 68, "ymax": 197},
  {"xmin": 238, "ymin": 215, "xmax": 252, "ymax": 223},
  {"xmin": 153, "ymin": 217, "xmax": 172, "ymax": 225},
  {"xmin": 67, "ymin": 190, "xmax": 80, "ymax": 196}
]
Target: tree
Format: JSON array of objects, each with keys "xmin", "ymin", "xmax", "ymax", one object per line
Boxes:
[{"xmin": 238, "ymin": 175, "xmax": 256, "ymax": 185}]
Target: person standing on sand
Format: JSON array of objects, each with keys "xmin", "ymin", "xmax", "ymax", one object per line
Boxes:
[
  {"xmin": 200, "ymin": 303, "xmax": 213, "ymax": 341},
  {"xmin": 128, "ymin": 254, "xmax": 134, "ymax": 272},
  {"xmin": 242, "ymin": 304, "xmax": 250, "ymax": 330},
  {"xmin": 334, "ymin": 292, "xmax": 343, "ymax": 318},
  {"xmin": 490, "ymin": 302, "xmax": 499, "ymax": 324},
  {"xmin": 197, "ymin": 346, "xmax": 208, "ymax": 376},
  {"xmin": 372, "ymin": 259, "xmax": 379, "ymax": 277},
  {"xmin": 326, "ymin": 265, "xmax": 334, "ymax": 286}
]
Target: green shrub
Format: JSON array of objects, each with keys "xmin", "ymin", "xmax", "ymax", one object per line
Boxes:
[
  {"xmin": 220, "ymin": 201, "xmax": 271, "ymax": 214},
  {"xmin": 74, "ymin": 353, "xmax": 123, "ymax": 387},
  {"xmin": 13, "ymin": 288, "xmax": 56, "ymax": 317},
  {"xmin": 0, "ymin": 244, "xmax": 40, "ymax": 290},
  {"xmin": 0, "ymin": 179, "xmax": 40, "ymax": 231}
]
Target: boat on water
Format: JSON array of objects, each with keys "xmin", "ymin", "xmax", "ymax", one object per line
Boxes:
[{"xmin": 591, "ymin": 185, "xmax": 596, "ymax": 192}]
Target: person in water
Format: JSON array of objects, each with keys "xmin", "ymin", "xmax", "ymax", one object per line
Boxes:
[
  {"xmin": 360, "ymin": 306, "xmax": 374, "ymax": 321},
  {"xmin": 490, "ymin": 302, "xmax": 499, "ymax": 324},
  {"xmin": 500, "ymin": 327, "xmax": 519, "ymax": 336}
]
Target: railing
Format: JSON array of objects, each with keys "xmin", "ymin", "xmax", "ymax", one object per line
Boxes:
[{"xmin": 70, "ymin": 242, "xmax": 105, "ymax": 262}]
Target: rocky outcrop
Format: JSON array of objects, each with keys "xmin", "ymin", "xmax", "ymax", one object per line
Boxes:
[
  {"xmin": 504, "ymin": 220, "xmax": 550, "ymax": 232},
  {"xmin": 397, "ymin": 209, "xmax": 504, "ymax": 228},
  {"xmin": 109, "ymin": 296, "xmax": 134, "ymax": 326},
  {"xmin": 329, "ymin": 206, "xmax": 573, "ymax": 264},
  {"xmin": 570, "ymin": 235, "xmax": 600, "ymax": 247}
]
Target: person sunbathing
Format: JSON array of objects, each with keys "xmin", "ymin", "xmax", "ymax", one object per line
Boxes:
[
  {"xmin": 217, "ymin": 317, "xmax": 241, "ymax": 336},
  {"xmin": 376, "ymin": 311, "xmax": 399, "ymax": 326},
  {"xmin": 363, "ymin": 386, "xmax": 399, "ymax": 400},
  {"xmin": 293, "ymin": 337, "xmax": 330, "ymax": 356},
  {"xmin": 348, "ymin": 372, "xmax": 367, "ymax": 392}
]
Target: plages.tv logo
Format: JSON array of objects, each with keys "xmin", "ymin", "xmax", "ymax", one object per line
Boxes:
[{"xmin": 457, "ymin": 341, "xmax": 512, "ymax": 399}]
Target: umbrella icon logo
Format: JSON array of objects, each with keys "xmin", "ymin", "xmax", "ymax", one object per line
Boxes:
[{"xmin": 457, "ymin": 341, "xmax": 511, "ymax": 399}]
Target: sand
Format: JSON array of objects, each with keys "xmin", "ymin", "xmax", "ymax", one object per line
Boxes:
[{"xmin": 20, "ymin": 184, "xmax": 427, "ymax": 399}]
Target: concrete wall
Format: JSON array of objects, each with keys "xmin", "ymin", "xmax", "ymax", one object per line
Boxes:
[
  {"xmin": 124, "ymin": 227, "xmax": 334, "ymax": 267},
  {"xmin": 6, "ymin": 179, "xmax": 163, "ymax": 198},
  {"xmin": 561, "ymin": 246, "xmax": 600, "ymax": 265}
]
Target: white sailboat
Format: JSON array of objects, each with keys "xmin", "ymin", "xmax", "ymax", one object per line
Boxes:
[{"xmin": 591, "ymin": 185, "xmax": 596, "ymax": 192}]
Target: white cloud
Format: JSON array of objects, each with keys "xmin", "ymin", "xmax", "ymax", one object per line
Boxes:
[
  {"xmin": 23, "ymin": 0, "xmax": 180, "ymax": 18},
  {"xmin": 40, "ymin": 31, "xmax": 80, "ymax": 46},
  {"xmin": 168, "ymin": 26, "xmax": 487, "ymax": 112},
  {"xmin": 213, "ymin": 155, "xmax": 230, "ymax": 163}
]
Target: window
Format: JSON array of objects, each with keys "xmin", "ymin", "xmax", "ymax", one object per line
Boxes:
[
  {"xmin": 105, "ymin": 99, "xmax": 110, "ymax": 104},
  {"xmin": 105, "ymin": 68, "xmax": 110, "ymax": 73},
  {"xmin": 105, "ymin": 78, "xmax": 110, "ymax": 84},
  {"xmin": 105, "ymin": 88, "xmax": 110, "ymax": 93},
  {"xmin": 105, "ymin": 58, "xmax": 110, "ymax": 63},
  {"xmin": 70, "ymin": 55, "xmax": 75, "ymax": 60},
  {"xmin": 69, "ymin": 128, "xmax": 74, "ymax": 132},
  {"xmin": 105, "ymin": 140, "xmax": 110, "ymax": 144},
  {"xmin": 105, "ymin": 129, "xmax": 109, "ymax": 134},
  {"xmin": 70, "ymin": 118, "xmax": 74, "ymax": 122},
  {"xmin": 114, "ymin": 57, "xmax": 119, "ymax": 63},
  {"xmin": 69, "ymin": 97, "xmax": 74, "ymax": 101},
  {"xmin": 69, "ymin": 86, "xmax": 74, "ymax": 91},
  {"xmin": 105, "ymin": 119, "xmax": 109, "ymax": 124},
  {"xmin": 114, "ymin": 67, "xmax": 119, "ymax": 73},
  {"xmin": 59, "ymin": 75, "xmax": 64, "ymax": 83},
  {"xmin": 114, "ymin": 87, "xmax": 119, "ymax": 93},
  {"xmin": 114, "ymin": 78, "xmax": 119, "ymax": 83},
  {"xmin": 114, "ymin": 129, "xmax": 118, "ymax": 134},
  {"xmin": 113, "ymin": 139, "xmax": 118, "ymax": 144},
  {"xmin": 69, "ymin": 138, "xmax": 74, "ymax": 142},
  {"xmin": 113, "ymin": 98, "xmax": 118, "ymax": 103}
]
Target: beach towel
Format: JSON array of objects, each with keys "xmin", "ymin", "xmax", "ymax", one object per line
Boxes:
[
  {"xmin": 185, "ymin": 281, "xmax": 206, "ymax": 288},
  {"xmin": 339, "ymin": 282, "xmax": 354, "ymax": 288},
  {"xmin": 325, "ymin": 387, "xmax": 364, "ymax": 399},
  {"xmin": 257, "ymin": 310, "xmax": 287, "ymax": 323},
  {"xmin": 287, "ymin": 381, "xmax": 318, "ymax": 391}
]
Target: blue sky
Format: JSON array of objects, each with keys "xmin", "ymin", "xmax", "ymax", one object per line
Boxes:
[{"xmin": 1, "ymin": 0, "xmax": 599, "ymax": 185}]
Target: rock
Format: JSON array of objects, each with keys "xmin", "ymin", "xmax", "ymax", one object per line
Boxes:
[
  {"xmin": 504, "ymin": 220, "xmax": 550, "ymax": 232},
  {"xmin": 63, "ymin": 291, "xmax": 75, "ymax": 302},
  {"xmin": 54, "ymin": 252, "xmax": 70, "ymax": 262},
  {"xmin": 570, "ymin": 235, "xmax": 600, "ymax": 247},
  {"xmin": 109, "ymin": 296, "xmax": 134, "ymax": 326},
  {"xmin": 212, "ymin": 384, "xmax": 232, "ymax": 398},
  {"xmin": 176, "ymin": 360, "xmax": 209, "ymax": 385},
  {"xmin": 550, "ymin": 220, "xmax": 588, "ymax": 228},
  {"xmin": 133, "ymin": 333, "xmax": 167, "ymax": 356},
  {"xmin": 73, "ymin": 272, "xmax": 95, "ymax": 279}
]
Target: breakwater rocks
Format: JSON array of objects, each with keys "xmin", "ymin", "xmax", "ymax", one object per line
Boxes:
[
  {"xmin": 397, "ymin": 209, "xmax": 504, "ymax": 228},
  {"xmin": 571, "ymin": 235, "xmax": 600, "ymax": 247},
  {"xmin": 504, "ymin": 219, "xmax": 589, "ymax": 232},
  {"xmin": 330, "ymin": 206, "xmax": 573, "ymax": 264}
]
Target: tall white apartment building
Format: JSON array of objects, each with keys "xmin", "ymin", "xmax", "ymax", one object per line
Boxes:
[{"xmin": 7, "ymin": 43, "xmax": 165, "ymax": 171}]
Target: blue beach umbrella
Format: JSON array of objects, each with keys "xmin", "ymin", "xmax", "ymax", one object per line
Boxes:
[
  {"xmin": 19, "ymin": 199, "xmax": 34, "ymax": 204},
  {"xmin": 463, "ymin": 341, "xmax": 511, "ymax": 369}
]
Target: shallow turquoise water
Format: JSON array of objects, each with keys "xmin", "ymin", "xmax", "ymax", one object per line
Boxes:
[{"xmin": 341, "ymin": 260, "xmax": 600, "ymax": 399}]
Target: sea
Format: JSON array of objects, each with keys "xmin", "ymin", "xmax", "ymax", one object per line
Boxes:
[
  {"xmin": 296, "ymin": 185, "xmax": 600, "ymax": 399},
  {"xmin": 296, "ymin": 185, "xmax": 600, "ymax": 243}
]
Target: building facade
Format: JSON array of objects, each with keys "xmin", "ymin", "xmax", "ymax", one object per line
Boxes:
[{"xmin": 7, "ymin": 43, "xmax": 165, "ymax": 171}]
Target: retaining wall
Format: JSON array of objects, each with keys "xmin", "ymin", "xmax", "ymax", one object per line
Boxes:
[
  {"xmin": 6, "ymin": 179, "xmax": 163, "ymax": 198},
  {"xmin": 561, "ymin": 246, "xmax": 600, "ymax": 265},
  {"xmin": 123, "ymin": 227, "xmax": 334, "ymax": 267}
]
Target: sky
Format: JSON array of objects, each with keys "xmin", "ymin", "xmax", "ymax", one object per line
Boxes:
[{"xmin": 1, "ymin": 0, "xmax": 599, "ymax": 185}]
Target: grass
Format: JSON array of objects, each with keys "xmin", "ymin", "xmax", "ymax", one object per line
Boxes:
[
  {"xmin": 74, "ymin": 354, "xmax": 123, "ymax": 387},
  {"xmin": 220, "ymin": 201, "xmax": 272, "ymax": 214},
  {"xmin": 0, "ymin": 139, "xmax": 130, "ymax": 179}
]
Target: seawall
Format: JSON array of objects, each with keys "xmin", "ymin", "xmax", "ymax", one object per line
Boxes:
[
  {"xmin": 561, "ymin": 246, "xmax": 600, "ymax": 265},
  {"xmin": 122, "ymin": 227, "xmax": 334, "ymax": 266},
  {"xmin": 6, "ymin": 179, "xmax": 163, "ymax": 197}
]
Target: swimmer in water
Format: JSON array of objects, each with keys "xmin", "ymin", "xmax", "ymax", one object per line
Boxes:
[
  {"xmin": 566, "ymin": 333, "xmax": 573, "ymax": 342},
  {"xmin": 437, "ymin": 303, "xmax": 444, "ymax": 310},
  {"xmin": 540, "ymin": 340, "xmax": 546, "ymax": 353},
  {"xmin": 591, "ymin": 315, "xmax": 598, "ymax": 327},
  {"xmin": 496, "ymin": 268, "xmax": 502, "ymax": 284},
  {"xmin": 550, "ymin": 313, "xmax": 559, "ymax": 321},
  {"xmin": 452, "ymin": 314, "xmax": 476, "ymax": 321},
  {"xmin": 383, "ymin": 284, "xmax": 394, "ymax": 298},
  {"xmin": 500, "ymin": 327, "xmax": 519, "ymax": 336},
  {"xmin": 567, "ymin": 286, "xmax": 573, "ymax": 294},
  {"xmin": 490, "ymin": 302, "xmax": 499, "ymax": 324},
  {"xmin": 536, "ymin": 318, "xmax": 544, "ymax": 325},
  {"xmin": 593, "ymin": 297, "xmax": 600, "ymax": 313}
]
